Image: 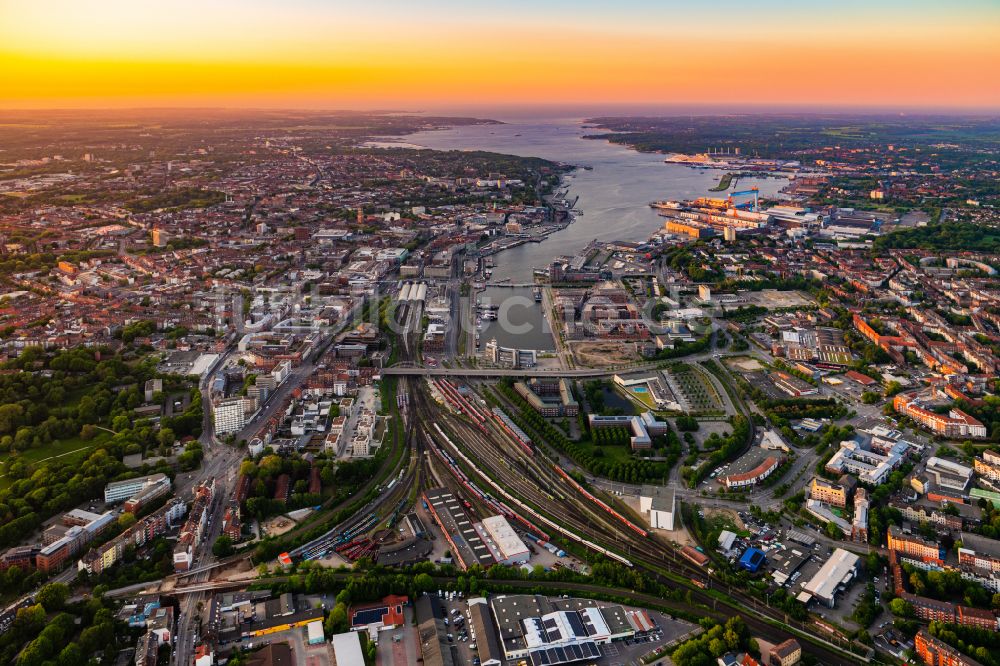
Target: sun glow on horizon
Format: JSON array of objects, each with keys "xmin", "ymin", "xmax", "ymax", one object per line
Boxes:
[{"xmin": 2, "ymin": 0, "xmax": 999, "ymax": 110}]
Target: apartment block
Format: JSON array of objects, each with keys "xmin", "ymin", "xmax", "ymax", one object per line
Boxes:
[
  {"xmin": 809, "ymin": 477, "xmax": 850, "ymax": 508},
  {"xmin": 887, "ymin": 525, "xmax": 943, "ymax": 566}
]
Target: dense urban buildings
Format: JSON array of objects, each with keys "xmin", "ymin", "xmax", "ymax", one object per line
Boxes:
[{"xmin": 0, "ymin": 93, "xmax": 998, "ymax": 666}]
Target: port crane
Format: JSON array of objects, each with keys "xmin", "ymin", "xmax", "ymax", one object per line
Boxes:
[{"xmin": 727, "ymin": 187, "xmax": 759, "ymax": 212}]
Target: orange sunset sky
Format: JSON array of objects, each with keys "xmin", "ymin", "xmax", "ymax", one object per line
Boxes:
[{"xmin": 1, "ymin": 0, "xmax": 999, "ymax": 110}]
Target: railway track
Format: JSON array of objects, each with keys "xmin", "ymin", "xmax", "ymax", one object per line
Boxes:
[
  {"xmin": 292, "ymin": 295, "xmax": 433, "ymax": 561},
  {"xmin": 413, "ymin": 377, "xmax": 868, "ymax": 663}
]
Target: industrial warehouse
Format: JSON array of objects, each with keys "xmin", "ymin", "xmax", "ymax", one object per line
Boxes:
[
  {"xmin": 423, "ymin": 487, "xmax": 533, "ymax": 569},
  {"xmin": 412, "ymin": 591, "xmax": 695, "ymax": 666},
  {"xmin": 423, "ymin": 487, "xmax": 500, "ymax": 569},
  {"xmin": 209, "ymin": 591, "xmax": 326, "ymax": 644},
  {"xmin": 485, "ymin": 594, "xmax": 683, "ymax": 666}
]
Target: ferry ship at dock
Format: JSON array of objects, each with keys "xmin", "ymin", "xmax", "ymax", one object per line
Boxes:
[{"xmin": 650, "ymin": 200, "xmax": 684, "ymax": 211}]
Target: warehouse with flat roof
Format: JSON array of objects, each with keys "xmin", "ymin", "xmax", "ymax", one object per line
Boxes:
[
  {"xmin": 478, "ymin": 515, "xmax": 530, "ymax": 565},
  {"xmin": 801, "ymin": 548, "xmax": 859, "ymax": 608},
  {"xmin": 423, "ymin": 488, "xmax": 495, "ymax": 570},
  {"xmin": 469, "ymin": 597, "xmax": 504, "ymax": 666}
]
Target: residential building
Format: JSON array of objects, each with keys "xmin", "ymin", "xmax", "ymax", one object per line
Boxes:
[
  {"xmin": 173, "ymin": 480, "xmax": 214, "ymax": 572},
  {"xmin": 852, "ymin": 488, "xmax": 869, "ymax": 543},
  {"xmin": 915, "ymin": 628, "xmax": 985, "ymax": 666},
  {"xmin": 769, "ymin": 638, "xmax": 802, "ymax": 666},
  {"xmin": 809, "ymin": 477, "xmax": 850, "ymax": 508},
  {"xmin": 974, "ymin": 450, "xmax": 1000, "ymax": 482},
  {"xmin": 894, "ymin": 393, "xmax": 987, "ymax": 439},
  {"xmin": 213, "ymin": 397, "xmax": 247, "ymax": 436},
  {"xmin": 79, "ymin": 499, "xmax": 187, "ymax": 575},
  {"xmin": 887, "ymin": 526, "xmax": 943, "ymax": 566}
]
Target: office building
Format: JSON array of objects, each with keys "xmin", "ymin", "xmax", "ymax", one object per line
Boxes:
[
  {"xmin": 104, "ymin": 473, "xmax": 171, "ymax": 504},
  {"xmin": 639, "ymin": 485, "xmax": 675, "ymax": 530},
  {"xmin": 925, "ymin": 457, "xmax": 974, "ymax": 495}
]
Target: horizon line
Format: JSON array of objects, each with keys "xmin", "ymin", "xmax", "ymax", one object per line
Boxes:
[{"xmin": 1, "ymin": 102, "xmax": 999, "ymax": 116}]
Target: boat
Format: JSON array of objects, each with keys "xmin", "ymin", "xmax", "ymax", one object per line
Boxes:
[
  {"xmin": 650, "ymin": 200, "xmax": 683, "ymax": 210},
  {"xmin": 533, "ymin": 286, "xmax": 542, "ymax": 302}
]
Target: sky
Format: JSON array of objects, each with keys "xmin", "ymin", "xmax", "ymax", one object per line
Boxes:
[{"xmin": 1, "ymin": 0, "xmax": 999, "ymax": 111}]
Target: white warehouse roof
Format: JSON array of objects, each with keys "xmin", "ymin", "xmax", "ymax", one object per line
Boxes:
[
  {"xmin": 802, "ymin": 548, "xmax": 859, "ymax": 605},
  {"xmin": 481, "ymin": 515, "xmax": 529, "ymax": 560}
]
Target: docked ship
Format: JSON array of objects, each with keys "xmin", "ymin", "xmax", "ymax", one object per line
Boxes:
[{"xmin": 533, "ymin": 286, "xmax": 542, "ymax": 302}]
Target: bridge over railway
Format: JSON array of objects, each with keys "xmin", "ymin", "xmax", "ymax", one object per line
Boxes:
[
  {"xmin": 381, "ymin": 365, "xmax": 637, "ymax": 378},
  {"xmin": 381, "ymin": 351, "xmax": 740, "ymax": 377}
]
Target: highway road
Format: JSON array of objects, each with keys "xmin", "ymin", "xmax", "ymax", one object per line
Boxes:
[{"xmin": 174, "ymin": 299, "xmax": 367, "ymax": 665}]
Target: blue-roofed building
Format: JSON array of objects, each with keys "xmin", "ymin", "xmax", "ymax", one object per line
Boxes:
[
  {"xmin": 738, "ymin": 547, "xmax": 766, "ymax": 573},
  {"xmin": 116, "ymin": 596, "xmax": 162, "ymax": 628}
]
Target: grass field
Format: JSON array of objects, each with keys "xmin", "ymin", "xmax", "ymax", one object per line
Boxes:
[
  {"xmin": 0, "ymin": 433, "xmax": 111, "ymax": 489},
  {"xmin": 581, "ymin": 441, "xmax": 634, "ymax": 464},
  {"xmin": 709, "ymin": 172, "xmax": 736, "ymax": 192}
]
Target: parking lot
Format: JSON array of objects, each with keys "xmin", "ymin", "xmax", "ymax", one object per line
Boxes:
[
  {"xmin": 595, "ymin": 611, "xmax": 697, "ymax": 666},
  {"xmin": 375, "ymin": 606, "xmax": 419, "ymax": 666},
  {"xmin": 438, "ymin": 595, "xmax": 478, "ymax": 664}
]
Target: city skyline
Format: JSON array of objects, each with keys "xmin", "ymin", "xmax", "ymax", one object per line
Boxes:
[{"xmin": 2, "ymin": 0, "xmax": 999, "ymax": 110}]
